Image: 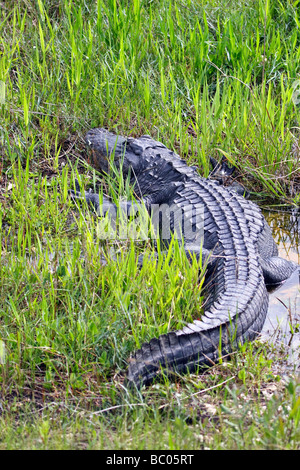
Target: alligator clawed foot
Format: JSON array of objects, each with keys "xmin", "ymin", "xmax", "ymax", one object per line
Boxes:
[
  {"xmin": 209, "ymin": 156, "xmax": 249, "ymax": 197},
  {"xmin": 68, "ymin": 179, "xmax": 108, "ymax": 212},
  {"xmin": 209, "ymin": 155, "xmax": 235, "ymax": 179}
]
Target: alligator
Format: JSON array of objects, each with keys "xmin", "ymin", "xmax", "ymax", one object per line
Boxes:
[{"xmin": 70, "ymin": 128, "xmax": 298, "ymax": 388}]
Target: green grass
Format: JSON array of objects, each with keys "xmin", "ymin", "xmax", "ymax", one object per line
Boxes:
[{"xmin": 0, "ymin": 0, "xmax": 299, "ymax": 449}]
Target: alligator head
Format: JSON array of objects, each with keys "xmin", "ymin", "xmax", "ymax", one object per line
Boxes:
[{"xmin": 85, "ymin": 128, "xmax": 144, "ymax": 176}]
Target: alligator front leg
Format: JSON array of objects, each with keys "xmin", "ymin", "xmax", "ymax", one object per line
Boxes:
[
  {"xmin": 208, "ymin": 156, "xmax": 249, "ymax": 197},
  {"xmin": 69, "ymin": 179, "xmax": 149, "ymax": 218}
]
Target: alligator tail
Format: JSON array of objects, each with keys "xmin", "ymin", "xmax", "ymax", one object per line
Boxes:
[
  {"xmin": 126, "ymin": 288, "xmax": 269, "ymax": 388},
  {"xmin": 126, "ymin": 330, "xmax": 221, "ymax": 387}
]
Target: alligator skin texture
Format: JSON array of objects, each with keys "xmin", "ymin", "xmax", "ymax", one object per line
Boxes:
[{"xmin": 72, "ymin": 128, "xmax": 298, "ymax": 388}]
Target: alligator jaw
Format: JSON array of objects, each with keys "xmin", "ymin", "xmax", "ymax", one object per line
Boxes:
[{"xmin": 84, "ymin": 128, "xmax": 128, "ymax": 173}]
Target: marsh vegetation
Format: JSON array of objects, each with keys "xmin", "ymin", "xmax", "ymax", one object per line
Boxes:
[{"xmin": 0, "ymin": 0, "xmax": 299, "ymax": 449}]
